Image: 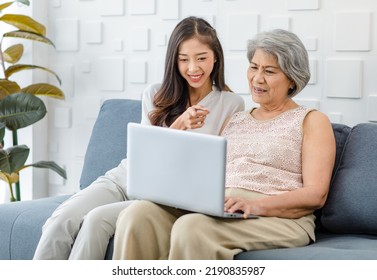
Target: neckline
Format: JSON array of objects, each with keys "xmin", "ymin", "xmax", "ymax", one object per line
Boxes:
[
  {"xmin": 248, "ymin": 106, "xmax": 302, "ymax": 122},
  {"xmin": 190, "ymin": 85, "xmax": 215, "ymax": 106}
]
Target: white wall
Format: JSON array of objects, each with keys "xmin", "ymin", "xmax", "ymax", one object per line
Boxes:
[{"xmin": 25, "ymin": 0, "xmax": 377, "ymax": 198}]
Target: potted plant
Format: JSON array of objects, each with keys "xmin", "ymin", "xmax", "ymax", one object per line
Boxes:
[{"xmin": 0, "ymin": 0, "xmax": 66, "ymax": 202}]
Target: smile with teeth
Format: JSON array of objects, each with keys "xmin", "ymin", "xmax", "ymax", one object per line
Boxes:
[
  {"xmin": 253, "ymin": 86, "xmax": 267, "ymax": 94},
  {"xmin": 189, "ymin": 74, "xmax": 203, "ymax": 82}
]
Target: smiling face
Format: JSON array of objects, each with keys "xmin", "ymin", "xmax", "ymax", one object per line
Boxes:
[
  {"xmin": 177, "ymin": 37, "xmax": 216, "ymax": 95},
  {"xmin": 247, "ymin": 49, "xmax": 294, "ymax": 108}
]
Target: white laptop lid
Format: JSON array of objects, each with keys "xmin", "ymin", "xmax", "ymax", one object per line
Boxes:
[{"xmin": 126, "ymin": 122, "xmax": 229, "ymax": 217}]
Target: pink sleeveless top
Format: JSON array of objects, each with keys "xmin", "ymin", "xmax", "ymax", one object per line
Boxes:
[{"xmin": 222, "ymin": 106, "xmax": 315, "ymax": 195}]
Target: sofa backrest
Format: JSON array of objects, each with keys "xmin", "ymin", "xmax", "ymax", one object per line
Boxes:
[
  {"xmin": 79, "ymin": 99, "xmax": 142, "ymax": 189},
  {"xmin": 330, "ymin": 123, "xmax": 352, "ymax": 180},
  {"xmin": 321, "ymin": 123, "xmax": 377, "ymax": 235}
]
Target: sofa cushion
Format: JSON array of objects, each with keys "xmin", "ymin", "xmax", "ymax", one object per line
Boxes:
[
  {"xmin": 79, "ymin": 99, "xmax": 142, "ymax": 189},
  {"xmin": 321, "ymin": 123, "xmax": 377, "ymax": 234}
]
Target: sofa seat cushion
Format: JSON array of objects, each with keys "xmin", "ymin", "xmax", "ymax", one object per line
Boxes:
[
  {"xmin": 235, "ymin": 232, "xmax": 377, "ymax": 260},
  {"xmin": 321, "ymin": 123, "xmax": 377, "ymax": 234}
]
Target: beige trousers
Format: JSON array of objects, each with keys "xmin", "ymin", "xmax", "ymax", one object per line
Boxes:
[{"xmin": 113, "ymin": 188, "xmax": 315, "ymax": 260}]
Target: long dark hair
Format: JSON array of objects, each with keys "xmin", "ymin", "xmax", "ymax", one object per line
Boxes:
[{"xmin": 149, "ymin": 16, "xmax": 230, "ymax": 127}]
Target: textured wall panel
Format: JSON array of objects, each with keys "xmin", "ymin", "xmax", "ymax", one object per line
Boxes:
[
  {"xmin": 325, "ymin": 59, "xmax": 363, "ymax": 99},
  {"xmin": 52, "ymin": 0, "xmax": 61, "ymax": 8},
  {"xmin": 304, "ymin": 37, "xmax": 318, "ymax": 51},
  {"xmin": 334, "ymin": 12, "xmax": 371, "ymax": 51},
  {"xmin": 227, "ymin": 13, "xmax": 259, "ymax": 51},
  {"xmin": 98, "ymin": 58, "xmax": 125, "ymax": 91},
  {"xmin": 308, "ymin": 59, "xmax": 317, "ymax": 85},
  {"xmin": 328, "ymin": 112, "xmax": 343, "ymax": 124},
  {"xmin": 99, "ymin": 0, "xmax": 124, "ymax": 16},
  {"xmin": 129, "ymin": 0, "xmax": 156, "ymax": 15},
  {"xmin": 160, "ymin": 0, "xmax": 180, "ymax": 19},
  {"xmin": 113, "ymin": 38, "xmax": 124, "ymax": 51},
  {"xmin": 80, "ymin": 60, "xmax": 91, "ymax": 73},
  {"xmin": 131, "ymin": 28, "xmax": 150, "ymax": 51},
  {"xmin": 367, "ymin": 95, "xmax": 377, "ymax": 121},
  {"xmin": 54, "ymin": 18, "xmax": 79, "ymax": 51},
  {"xmin": 51, "ymin": 64, "xmax": 75, "ymax": 97},
  {"xmin": 287, "ymin": 0, "xmax": 319, "ymax": 10},
  {"xmin": 83, "ymin": 20, "xmax": 103, "ymax": 44},
  {"xmin": 54, "ymin": 107, "xmax": 72, "ymax": 128},
  {"xmin": 269, "ymin": 16, "xmax": 291, "ymax": 30},
  {"xmin": 225, "ymin": 57, "xmax": 250, "ymax": 94},
  {"xmin": 295, "ymin": 99, "xmax": 320, "ymax": 109},
  {"xmin": 129, "ymin": 60, "xmax": 147, "ymax": 84}
]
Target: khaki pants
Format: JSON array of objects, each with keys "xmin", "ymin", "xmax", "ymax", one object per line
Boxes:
[{"xmin": 113, "ymin": 188, "xmax": 315, "ymax": 260}]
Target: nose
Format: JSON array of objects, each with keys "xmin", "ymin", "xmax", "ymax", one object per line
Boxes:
[
  {"xmin": 253, "ymin": 69, "xmax": 265, "ymax": 84},
  {"xmin": 188, "ymin": 60, "xmax": 199, "ymax": 72}
]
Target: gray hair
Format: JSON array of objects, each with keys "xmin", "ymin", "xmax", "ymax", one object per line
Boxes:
[{"xmin": 246, "ymin": 29, "xmax": 310, "ymax": 97}]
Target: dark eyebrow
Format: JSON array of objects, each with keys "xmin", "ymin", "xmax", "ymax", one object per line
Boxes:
[{"xmin": 178, "ymin": 52, "xmax": 209, "ymax": 56}]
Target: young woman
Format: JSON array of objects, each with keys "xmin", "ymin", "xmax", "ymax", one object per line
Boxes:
[{"xmin": 33, "ymin": 16, "xmax": 244, "ymax": 260}]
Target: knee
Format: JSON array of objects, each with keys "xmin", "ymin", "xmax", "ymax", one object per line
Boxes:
[
  {"xmin": 82, "ymin": 208, "xmax": 107, "ymax": 231},
  {"xmin": 116, "ymin": 200, "xmax": 158, "ymax": 231},
  {"xmin": 171, "ymin": 214, "xmax": 209, "ymax": 243}
]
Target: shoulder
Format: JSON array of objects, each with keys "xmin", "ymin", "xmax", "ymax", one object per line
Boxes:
[
  {"xmin": 303, "ymin": 109, "xmax": 333, "ymax": 136},
  {"xmin": 142, "ymin": 83, "xmax": 162, "ymax": 101},
  {"xmin": 216, "ymin": 90, "xmax": 245, "ymax": 109}
]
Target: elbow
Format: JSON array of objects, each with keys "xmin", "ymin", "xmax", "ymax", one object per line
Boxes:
[{"xmin": 313, "ymin": 192, "xmax": 329, "ymax": 210}]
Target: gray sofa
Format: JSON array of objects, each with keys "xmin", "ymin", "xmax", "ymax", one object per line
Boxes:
[{"xmin": 1, "ymin": 99, "xmax": 377, "ymax": 260}]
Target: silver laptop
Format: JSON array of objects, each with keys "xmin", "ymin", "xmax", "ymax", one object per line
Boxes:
[{"xmin": 126, "ymin": 122, "xmax": 257, "ymax": 219}]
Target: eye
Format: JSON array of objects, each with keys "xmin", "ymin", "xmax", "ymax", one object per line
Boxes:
[
  {"xmin": 178, "ymin": 58, "xmax": 188, "ymax": 62},
  {"xmin": 198, "ymin": 57, "xmax": 207, "ymax": 61},
  {"xmin": 249, "ymin": 65, "xmax": 258, "ymax": 71}
]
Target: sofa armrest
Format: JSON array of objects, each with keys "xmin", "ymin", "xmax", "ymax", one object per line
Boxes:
[{"xmin": 0, "ymin": 195, "xmax": 70, "ymax": 260}]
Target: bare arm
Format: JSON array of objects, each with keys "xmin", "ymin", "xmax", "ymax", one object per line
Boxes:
[{"xmin": 225, "ymin": 111, "xmax": 336, "ymax": 219}]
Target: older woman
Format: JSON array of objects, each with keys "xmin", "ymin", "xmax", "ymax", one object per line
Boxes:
[{"xmin": 113, "ymin": 29, "xmax": 336, "ymax": 260}]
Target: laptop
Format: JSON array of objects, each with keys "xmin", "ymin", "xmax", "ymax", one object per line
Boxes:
[{"xmin": 126, "ymin": 122, "xmax": 257, "ymax": 219}]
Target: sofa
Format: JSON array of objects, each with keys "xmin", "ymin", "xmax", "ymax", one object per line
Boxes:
[{"xmin": 1, "ymin": 98, "xmax": 377, "ymax": 260}]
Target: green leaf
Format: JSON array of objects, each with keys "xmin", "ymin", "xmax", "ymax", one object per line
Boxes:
[
  {"xmin": 22, "ymin": 83, "xmax": 65, "ymax": 100},
  {"xmin": 4, "ymin": 64, "xmax": 61, "ymax": 84},
  {"xmin": 3, "ymin": 30, "xmax": 55, "ymax": 47},
  {"xmin": 0, "ymin": 144, "xmax": 29, "ymax": 173},
  {"xmin": 0, "ymin": 79, "xmax": 21, "ymax": 99},
  {"xmin": 16, "ymin": 0, "xmax": 30, "ymax": 5},
  {"xmin": 0, "ymin": 93, "xmax": 47, "ymax": 130},
  {"xmin": 0, "ymin": 123, "xmax": 5, "ymax": 144},
  {"xmin": 24, "ymin": 161, "xmax": 67, "ymax": 179},
  {"xmin": 0, "ymin": 14, "xmax": 46, "ymax": 36},
  {"xmin": 3, "ymin": 44, "xmax": 24, "ymax": 64}
]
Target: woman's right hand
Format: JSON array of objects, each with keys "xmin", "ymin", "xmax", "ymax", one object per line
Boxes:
[{"xmin": 170, "ymin": 105, "xmax": 209, "ymax": 130}]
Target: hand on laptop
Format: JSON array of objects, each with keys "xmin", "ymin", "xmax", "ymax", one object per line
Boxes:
[
  {"xmin": 170, "ymin": 105, "xmax": 210, "ymax": 130},
  {"xmin": 224, "ymin": 196, "xmax": 259, "ymax": 219}
]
